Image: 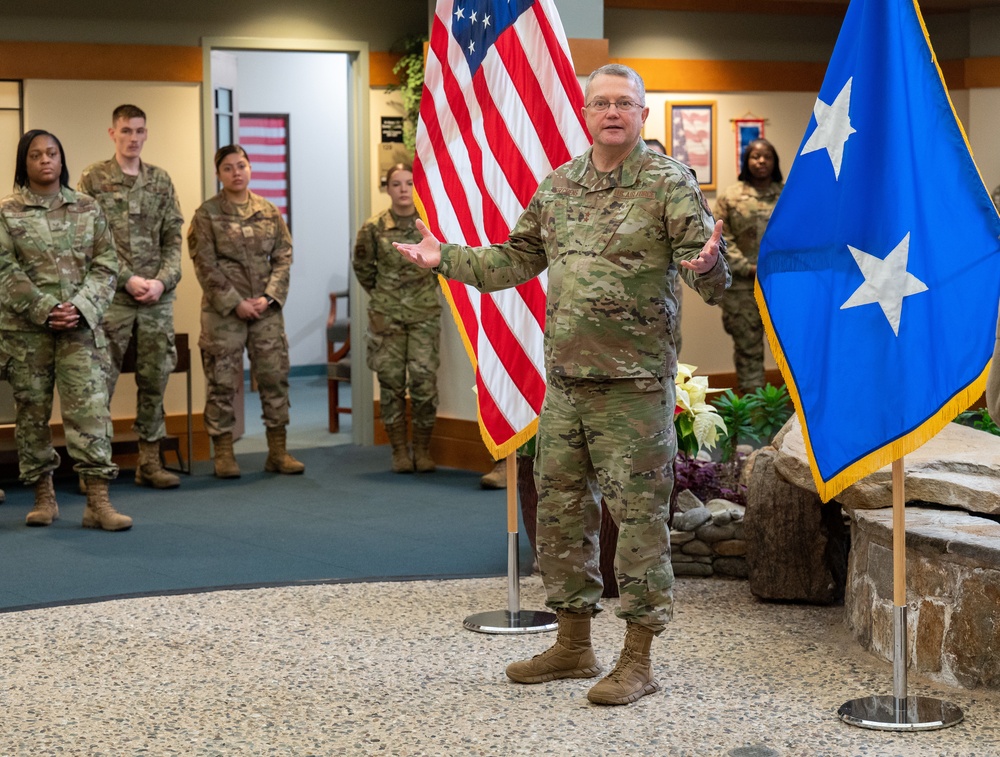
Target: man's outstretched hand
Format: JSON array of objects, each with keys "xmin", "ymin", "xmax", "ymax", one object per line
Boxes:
[
  {"xmin": 680, "ymin": 219, "xmax": 723, "ymax": 274},
  {"xmin": 394, "ymin": 219, "xmax": 442, "ymax": 269}
]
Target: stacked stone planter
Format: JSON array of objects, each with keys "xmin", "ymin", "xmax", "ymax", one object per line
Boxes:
[{"xmin": 670, "ymin": 490, "xmax": 747, "ymax": 578}]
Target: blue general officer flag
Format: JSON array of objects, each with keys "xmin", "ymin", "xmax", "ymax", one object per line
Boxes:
[{"xmin": 755, "ymin": 0, "xmax": 1000, "ymax": 502}]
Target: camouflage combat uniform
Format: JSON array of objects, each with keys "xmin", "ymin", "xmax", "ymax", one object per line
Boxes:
[
  {"xmin": 0, "ymin": 186, "xmax": 119, "ymax": 483},
  {"xmin": 713, "ymin": 180, "xmax": 783, "ymax": 392},
  {"xmin": 78, "ymin": 158, "xmax": 183, "ymax": 442},
  {"xmin": 992, "ymin": 184, "xmax": 1000, "ymax": 213},
  {"xmin": 353, "ymin": 209, "xmax": 441, "ymax": 430},
  {"xmin": 187, "ymin": 192, "xmax": 293, "ymax": 437},
  {"xmin": 437, "ymin": 141, "xmax": 730, "ymax": 633}
]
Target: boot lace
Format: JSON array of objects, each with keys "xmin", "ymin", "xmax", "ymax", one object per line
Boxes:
[{"xmin": 604, "ymin": 649, "xmax": 637, "ymax": 682}]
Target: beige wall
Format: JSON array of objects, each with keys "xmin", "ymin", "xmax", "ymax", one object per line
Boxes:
[
  {"xmin": 24, "ymin": 80, "xmax": 205, "ymax": 420},
  {"xmin": 0, "ymin": 0, "xmax": 427, "ymax": 50}
]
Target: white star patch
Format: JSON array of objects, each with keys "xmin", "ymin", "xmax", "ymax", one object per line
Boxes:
[
  {"xmin": 840, "ymin": 232, "xmax": 928, "ymax": 336},
  {"xmin": 801, "ymin": 78, "xmax": 857, "ymax": 180}
]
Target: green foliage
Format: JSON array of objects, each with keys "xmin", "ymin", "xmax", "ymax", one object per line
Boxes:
[
  {"xmin": 674, "ymin": 410, "xmax": 699, "ymax": 458},
  {"xmin": 517, "ymin": 434, "xmax": 536, "ymax": 458},
  {"xmin": 749, "ymin": 383, "xmax": 795, "ymax": 440},
  {"xmin": 954, "ymin": 408, "xmax": 1000, "ymax": 436},
  {"xmin": 387, "ymin": 34, "xmax": 427, "ymax": 155},
  {"xmin": 712, "ymin": 390, "xmax": 760, "ymax": 461},
  {"xmin": 711, "ymin": 383, "xmax": 794, "ymax": 461}
]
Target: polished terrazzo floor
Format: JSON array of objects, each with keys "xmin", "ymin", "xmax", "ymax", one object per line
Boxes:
[{"xmin": 0, "ymin": 575, "xmax": 996, "ymax": 756}]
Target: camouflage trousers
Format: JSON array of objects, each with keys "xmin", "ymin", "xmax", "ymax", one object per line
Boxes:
[
  {"xmin": 102, "ymin": 298, "xmax": 177, "ymax": 442},
  {"xmin": 365, "ymin": 311, "xmax": 440, "ymax": 429},
  {"xmin": 534, "ymin": 373, "xmax": 676, "ymax": 633},
  {"xmin": 199, "ymin": 308, "xmax": 290, "ymax": 437},
  {"xmin": 720, "ymin": 286, "xmax": 765, "ymax": 392},
  {"xmin": 0, "ymin": 329, "xmax": 118, "ymax": 483}
]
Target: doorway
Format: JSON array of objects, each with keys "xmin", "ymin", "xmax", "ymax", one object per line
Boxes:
[{"xmin": 201, "ymin": 38, "xmax": 374, "ymax": 446}]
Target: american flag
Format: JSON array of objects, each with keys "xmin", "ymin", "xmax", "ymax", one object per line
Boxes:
[
  {"xmin": 239, "ymin": 114, "xmax": 291, "ymax": 227},
  {"xmin": 414, "ymin": 0, "xmax": 590, "ymax": 458}
]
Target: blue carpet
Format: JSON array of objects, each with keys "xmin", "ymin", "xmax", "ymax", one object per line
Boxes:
[{"xmin": 0, "ymin": 445, "xmax": 532, "ymax": 611}]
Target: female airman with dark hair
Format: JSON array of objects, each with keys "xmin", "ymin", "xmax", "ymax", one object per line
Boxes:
[{"xmin": 0, "ymin": 129, "xmax": 130, "ymax": 530}]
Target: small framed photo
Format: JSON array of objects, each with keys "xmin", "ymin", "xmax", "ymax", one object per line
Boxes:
[
  {"xmin": 735, "ymin": 117, "xmax": 766, "ymax": 174},
  {"xmin": 666, "ymin": 101, "xmax": 717, "ymax": 191}
]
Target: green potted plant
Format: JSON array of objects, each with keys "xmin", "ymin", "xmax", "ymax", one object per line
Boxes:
[{"xmin": 386, "ymin": 34, "xmax": 427, "ymax": 155}]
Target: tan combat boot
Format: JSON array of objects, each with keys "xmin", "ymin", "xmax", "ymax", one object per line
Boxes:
[
  {"xmin": 81, "ymin": 478, "xmax": 132, "ymax": 531},
  {"xmin": 212, "ymin": 433, "xmax": 241, "ymax": 479},
  {"xmin": 26, "ymin": 473, "xmax": 59, "ymax": 527},
  {"xmin": 506, "ymin": 610, "xmax": 602, "ymax": 683},
  {"xmin": 386, "ymin": 420, "xmax": 413, "ymax": 473},
  {"xmin": 412, "ymin": 425, "xmax": 436, "ymax": 473},
  {"xmin": 135, "ymin": 439, "xmax": 181, "ymax": 489},
  {"xmin": 264, "ymin": 427, "xmax": 305, "ymax": 474},
  {"xmin": 586, "ymin": 623, "xmax": 660, "ymax": 705},
  {"xmin": 480, "ymin": 458, "xmax": 507, "ymax": 489}
]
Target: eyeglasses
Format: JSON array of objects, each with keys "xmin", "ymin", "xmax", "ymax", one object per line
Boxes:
[{"xmin": 585, "ymin": 99, "xmax": 644, "ymax": 112}]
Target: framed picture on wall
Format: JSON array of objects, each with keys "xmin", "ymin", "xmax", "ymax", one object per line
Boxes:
[
  {"xmin": 238, "ymin": 113, "xmax": 292, "ymax": 231},
  {"xmin": 666, "ymin": 101, "xmax": 716, "ymax": 191},
  {"xmin": 734, "ymin": 117, "xmax": 766, "ymax": 174}
]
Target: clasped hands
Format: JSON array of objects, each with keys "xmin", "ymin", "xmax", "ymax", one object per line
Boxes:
[
  {"xmin": 47, "ymin": 302, "xmax": 81, "ymax": 331},
  {"xmin": 235, "ymin": 297, "xmax": 270, "ymax": 321}
]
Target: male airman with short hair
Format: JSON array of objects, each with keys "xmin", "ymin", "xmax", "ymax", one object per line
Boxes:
[{"xmin": 78, "ymin": 104, "xmax": 184, "ymax": 489}]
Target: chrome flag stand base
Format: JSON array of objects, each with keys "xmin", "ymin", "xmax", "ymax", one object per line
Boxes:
[
  {"xmin": 838, "ymin": 460, "xmax": 963, "ymax": 732},
  {"xmin": 838, "ymin": 696, "xmax": 964, "ymax": 732},
  {"xmin": 463, "ymin": 531, "xmax": 557, "ymax": 634}
]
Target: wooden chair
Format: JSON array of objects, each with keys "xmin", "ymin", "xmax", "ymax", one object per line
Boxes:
[{"xmin": 327, "ymin": 290, "xmax": 351, "ymax": 432}]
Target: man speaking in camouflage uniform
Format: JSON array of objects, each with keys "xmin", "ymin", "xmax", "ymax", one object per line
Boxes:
[
  {"xmin": 396, "ymin": 64, "xmax": 730, "ymax": 706},
  {"xmin": 78, "ymin": 105, "xmax": 184, "ymax": 489}
]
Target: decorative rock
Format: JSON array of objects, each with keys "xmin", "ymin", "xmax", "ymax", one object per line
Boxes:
[
  {"xmin": 675, "ymin": 489, "xmax": 704, "ymax": 514},
  {"xmin": 714, "ymin": 557, "xmax": 749, "ymax": 578},
  {"xmin": 707, "ymin": 498, "xmax": 744, "ymax": 520},
  {"xmin": 681, "ymin": 540, "xmax": 713, "ymax": 557},
  {"xmin": 672, "ymin": 553, "xmax": 712, "ymax": 564},
  {"xmin": 711, "ymin": 510, "xmax": 732, "ymax": 526},
  {"xmin": 673, "ymin": 562, "xmax": 714, "ymax": 577},
  {"xmin": 713, "ymin": 539, "xmax": 747, "ymax": 557},
  {"xmin": 847, "ymin": 507, "xmax": 1000, "ymax": 690},
  {"xmin": 673, "ymin": 506, "xmax": 712, "ymax": 532},
  {"xmin": 695, "ymin": 522, "xmax": 738, "ymax": 543},
  {"xmin": 669, "ymin": 530, "xmax": 696, "ymax": 545},
  {"xmin": 744, "ymin": 447, "xmax": 849, "ymax": 605},
  {"xmin": 772, "ymin": 414, "xmax": 1000, "ymax": 515}
]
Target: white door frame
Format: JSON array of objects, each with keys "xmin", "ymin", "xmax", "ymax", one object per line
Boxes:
[{"xmin": 201, "ymin": 36, "xmax": 374, "ymax": 445}]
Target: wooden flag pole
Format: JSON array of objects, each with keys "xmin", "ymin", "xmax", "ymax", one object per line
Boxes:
[
  {"xmin": 463, "ymin": 451, "xmax": 556, "ymax": 635},
  {"xmin": 838, "ymin": 456, "xmax": 963, "ymax": 730},
  {"xmin": 891, "ymin": 457, "xmax": 908, "ymax": 706}
]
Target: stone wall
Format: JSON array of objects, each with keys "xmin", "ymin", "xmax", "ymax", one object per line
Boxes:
[
  {"xmin": 847, "ymin": 508, "xmax": 1000, "ymax": 690},
  {"xmin": 671, "ymin": 490, "xmax": 747, "ymax": 578}
]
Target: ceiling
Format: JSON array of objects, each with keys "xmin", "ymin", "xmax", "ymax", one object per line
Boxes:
[{"xmin": 605, "ymin": 0, "xmax": 1000, "ymax": 14}]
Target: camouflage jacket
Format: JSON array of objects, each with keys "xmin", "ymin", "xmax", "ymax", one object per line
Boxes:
[
  {"xmin": 992, "ymin": 184, "xmax": 1000, "ymax": 214},
  {"xmin": 713, "ymin": 180, "xmax": 782, "ymax": 289},
  {"xmin": 78, "ymin": 157, "xmax": 183, "ymax": 303},
  {"xmin": 438, "ymin": 140, "xmax": 730, "ymax": 380},
  {"xmin": 353, "ymin": 208, "xmax": 440, "ymax": 323},
  {"xmin": 0, "ymin": 186, "xmax": 118, "ymax": 332},
  {"xmin": 187, "ymin": 192, "xmax": 292, "ymax": 316}
]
